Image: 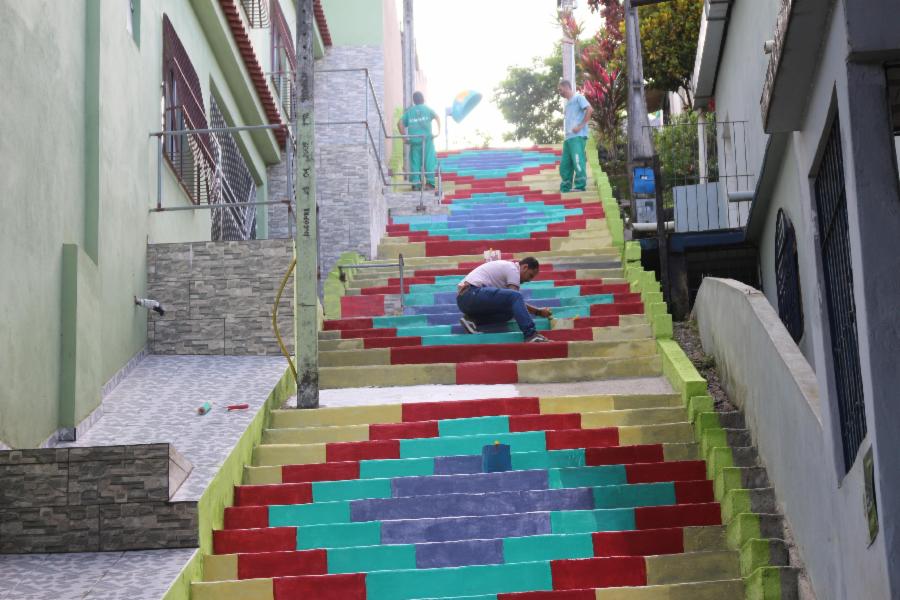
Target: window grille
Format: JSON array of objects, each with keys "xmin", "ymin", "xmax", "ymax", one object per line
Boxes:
[
  {"xmin": 240, "ymin": 0, "xmax": 270, "ymax": 28},
  {"xmin": 270, "ymin": 0, "xmax": 296, "ymax": 120},
  {"xmin": 162, "ymin": 15, "xmax": 213, "ymax": 205},
  {"xmin": 774, "ymin": 209, "xmax": 804, "ymax": 342},
  {"xmin": 209, "ymin": 96, "xmax": 257, "ymax": 241},
  {"xmin": 814, "ymin": 116, "xmax": 867, "ymax": 472}
]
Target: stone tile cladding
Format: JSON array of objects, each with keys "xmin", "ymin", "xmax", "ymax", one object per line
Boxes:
[
  {"xmin": 0, "ymin": 444, "xmax": 196, "ymax": 553},
  {"xmin": 147, "ymin": 239, "xmax": 295, "ymax": 355},
  {"xmin": 268, "ymin": 46, "xmax": 388, "ymax": 282}
]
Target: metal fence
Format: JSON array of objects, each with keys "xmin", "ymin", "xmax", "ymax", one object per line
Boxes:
[
  {"xmin": 644, "ymin": 118, "xmax": 754, "ymax": 232},
  {"xmin": 814, "ymin": 117, "xmax": 867, "ymax": 472}
]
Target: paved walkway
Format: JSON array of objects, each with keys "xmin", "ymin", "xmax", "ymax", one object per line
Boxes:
[{"xmin": 0, "ymin": 354, "xmax": 289, "ymax": 600}]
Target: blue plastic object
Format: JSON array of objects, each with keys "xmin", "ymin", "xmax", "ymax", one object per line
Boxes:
[
  {"xmin": 450, "ymin": 90, "xmax": 483, "ymax": 123},
  {"xmin": 482, "ymin": 443, "xmax": 512, "ymax": 473},
  {"xmin": 633, "ymin": 167, "xmax": 655, "ymax": 195}
]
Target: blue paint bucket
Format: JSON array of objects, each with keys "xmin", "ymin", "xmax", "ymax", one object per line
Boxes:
[{"xmin": 482, "ymin": 443, "xmax": 512, "ymax": 473}]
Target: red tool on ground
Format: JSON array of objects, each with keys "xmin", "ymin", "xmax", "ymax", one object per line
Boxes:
[{"xmin": 227, "ymin": 403, "xmax": 250, "ymax": 411}]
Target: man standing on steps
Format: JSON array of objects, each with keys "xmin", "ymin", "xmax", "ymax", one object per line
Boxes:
[
  {"xmin": 398, "ymin": 91, "xmax": 440, "ymax": 191},
  {"xmin": 557, "ymin": 80, "xmax": 593, "ymax": 193},
  {"xmin": 457, "ymin": 257, "xmax": 553, "ymax": 343}
]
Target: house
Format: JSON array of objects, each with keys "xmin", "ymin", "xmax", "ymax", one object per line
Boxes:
[
  {"xmin": 0, "ymin": 0, "xmax": 333, "ymax": 449},
  {"xmin": 691, "ymin": 0, "xmax": 900, "ymax": 597}
]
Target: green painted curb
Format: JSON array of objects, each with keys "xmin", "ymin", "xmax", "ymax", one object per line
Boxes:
[
  {"xmin": 741, "ymin": 539, "xmax": 777, "ymax": 577},
  {"xmin": 706, "ymin": 446, "xmax": 736, "ymax": 480},
  {"xmin": 688, "ymin": 396, "xmax": 715, "ymax": 422},
  {"xmin": 715, "ymin": 466, "xmax": 747, "ymax": 500},
  {"xmin": 744, "ymin": 565, "xmax": 790, "ymax": 600},
  {"xmin": 726, "ymin": 512, "xmax": 762, "ymax": 549},
  {"xmin": 723, "ymin": 489, "xmax": 754, "ymax": 524},
  {"xmin": 657, "ymin": 339, "xmax": 707, "ymax": 406}
]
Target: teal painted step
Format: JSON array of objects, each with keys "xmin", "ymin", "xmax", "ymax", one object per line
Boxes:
[
  {"xmin": 399, "ymin": 431, "xmax": 547, "ymax": 458},
  {"xmin": 365, "ymin": 560, "xmax": 554, "ymax": 600},
  {"xmin": 269, "ymin": 480, "xmax": 677, "ymax": 527}
]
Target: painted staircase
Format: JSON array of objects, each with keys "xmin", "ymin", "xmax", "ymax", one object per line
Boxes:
[{"xmin": 191, "ymin": 148, "xmax": 794, "ymax": 599}]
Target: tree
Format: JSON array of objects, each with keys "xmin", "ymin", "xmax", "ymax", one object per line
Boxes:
[
  {"xmin": 587, "ymin": 0, "xmax": 704, "ymax": 106},
  {"xmin": 494, "ymin": 50, "xmax": 564, "ymax": 145},
  {"xmin": 638, "ymin": 0, "xmax": 704, "ymax": 106}
]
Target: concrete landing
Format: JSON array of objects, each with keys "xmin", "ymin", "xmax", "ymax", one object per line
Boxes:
[
  {"xmin": 315, "ymin": 377, "xmax": 674, "ymax": 408},
  {"xmin": 0, "ymin": 354, "xmax": 290, "ymax": 600}
]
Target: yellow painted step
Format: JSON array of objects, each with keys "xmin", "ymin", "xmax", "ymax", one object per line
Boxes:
[
  {"xmin": 242, "ymin": 441, "xmax": 702, "ymax": 484},
  {"xmin": 270, "ymin": 403, "xmax": 402, "ymax": 429},
  {"xmin": 318, "ymin": 339, "xmax": 658, "ymax": 369},
  {"xmin": 192, "ymin": 578, "xmax": 272, "ymax": 600},
  {"xmin": 594, "ymin": 579, "xmax": 744, "ymax": 599},
  {"xmin": 252, "ymin": 421, "xmax": 693, "ymax": 467},
  {"xmin": 262, "ymin": 406, "xmax": 688, "ymax": 445}
]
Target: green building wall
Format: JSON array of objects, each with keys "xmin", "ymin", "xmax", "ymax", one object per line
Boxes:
[
  {"xmin": 0, "ymin": 0, "xmax": 296, "ymax": 448},
  {"xmin": 320, "ymin": 0, "xmax": 385, "ymax": 45}
]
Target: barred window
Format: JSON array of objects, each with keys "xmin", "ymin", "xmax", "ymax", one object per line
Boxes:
[
  {"xmin": 209, "ymin": 96, "xmax": 257, "ymax": 241},
  {"xmin": 162, "ymin": 15, "xmax": 213, "ymax": 205},
  {"xmin": 774, "ymin": 209, "xmax": 804, "ymax": 342},
  {"xmin": 270, "ymin": 0, "xmax": 296, "ymax": 120}
]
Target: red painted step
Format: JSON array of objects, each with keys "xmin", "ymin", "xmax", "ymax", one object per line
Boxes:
[
  {"xmin": 238, "ymin": 549, "xmax": 327, "ymax": 579},
  {"xmin": 550, "ymin": 555, "xmax": 647, "ymax": 590},
  {"xmin": 214, "ymin": 527, "xmax": 296, "ymax": 554},
  {"xmin": 402, "ymin": 397, "xmax": 541, "ymax": 422},
  {"xmin": 273, "ymin": 573, "xmax": 367, "ymax": 600},
  {"xmin": 634, "ymin": 502, "xmax": 722, "ymax": 529},
  {"xmin": 592, "ymin": 527, "xmax": 684, "ymax": 557}
]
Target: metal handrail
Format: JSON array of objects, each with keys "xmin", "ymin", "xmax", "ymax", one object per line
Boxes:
[
  {"xmin": 315, "ymin": 67, "xmax": 442, "ymax": 206},
  {"xmin": 337, "ymin": 254, "xmax": 406, "ymax": 309}
]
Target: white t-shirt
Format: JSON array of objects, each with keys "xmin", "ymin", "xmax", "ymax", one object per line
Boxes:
[{"xmin": 460, "ymin": 261, "xmax": 521, "ymax": 290}]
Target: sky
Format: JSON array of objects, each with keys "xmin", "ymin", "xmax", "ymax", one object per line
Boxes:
[{"xmin": 397, "ymin": 0, "xmax": 605, "ymax": 149}]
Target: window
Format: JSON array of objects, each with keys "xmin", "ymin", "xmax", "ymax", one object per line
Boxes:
[
  {"xmin": 774, "ymin": 209, "xmax": 804, "ymax": 342},
  {"xmin": 270, "ymin": 0, "xmax": 296, "ymax": 120},
  {"xmin": 209, "ymin": 95, "xmax": 257, "ymax": 241},
  {"xmin": 162, "ymin": 15, "xmax": 213, "ymax": 204},
  {"xmin": 887, "ymin": 64, "xmax": 899, "ymax": 180},
  {"xmin": 814, "ymin": 116, "xmax": 867, "ymax": 472}
]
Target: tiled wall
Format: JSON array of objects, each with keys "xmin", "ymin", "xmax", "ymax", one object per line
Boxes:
[
  {"xmin": 0, "ymin": 444, "xmax": 195, "ymax": 553},
  {"xmin": 268, "ymin": 46, "xmax": 388, "ymax": 281},
  {"xmin": 146, "ymin": 239, "xmax": 295, "ymax": 355}
]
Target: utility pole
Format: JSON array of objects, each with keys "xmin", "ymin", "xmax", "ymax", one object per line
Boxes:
[
  {"xmin": 558, "ymin": 0, "xmax": 577, "ymax": 87},
  {"xmin": 402, "ymin": 0, "xmax": 415, "ymax": 175},
  {"xmin": 294, "ymin": 0, "xmax": 319, "ymax": 408},
  {"xmin": 624, "ymin": 0, "xmax": 669, "ymax": 300}
]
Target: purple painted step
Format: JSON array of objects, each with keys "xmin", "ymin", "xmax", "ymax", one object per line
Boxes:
[
  {"xmin": 415, "ymin": 538, "xmax": 505, "ymax": 569},
  {"xmin": 433, "ymin": 455, "xmax": 483, "ymax": 475},
  {"xmin": 391, "ymin": 470, "xmax": 549, "ymax": 498},
  {"xmin": 352, "ymin": 488, "xmax": 593, "ymax": 522},
  {"xmin": 380, "ymin": 511, "xmax": 551, "ymax": 544}
]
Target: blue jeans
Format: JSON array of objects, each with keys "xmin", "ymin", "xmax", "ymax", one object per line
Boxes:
[{"xmin": 456, "ymin": 287, "xmax": 536, "ymax": 338}]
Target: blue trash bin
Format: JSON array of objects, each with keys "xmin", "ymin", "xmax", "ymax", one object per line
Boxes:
[{"xmin": 482, "ymin": 442, "xmax": 512, "ymax": 473}]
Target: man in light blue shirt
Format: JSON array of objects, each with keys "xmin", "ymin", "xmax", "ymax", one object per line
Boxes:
[{"xmin": 557, "ymin": 80, "xmax": 594, "ymax": 192}]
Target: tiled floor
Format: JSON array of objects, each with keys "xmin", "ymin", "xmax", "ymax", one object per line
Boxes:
[
  {"xmin": 1, "ymin": 355, "xmax": 289, "ymax": 600},
  {"xmin": 64, "ymin": 355, "xmax": 288, "ymax": 501}
]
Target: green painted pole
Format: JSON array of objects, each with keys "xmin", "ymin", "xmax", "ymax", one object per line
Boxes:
[{"xmin": 295, "ymin": 0, "xmax": 319, "ymax": 408}]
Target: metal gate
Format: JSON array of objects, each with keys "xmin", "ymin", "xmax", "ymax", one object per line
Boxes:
[{"xmin": 814, "ymin": 117, "xmax": 867, "ymax": 471}]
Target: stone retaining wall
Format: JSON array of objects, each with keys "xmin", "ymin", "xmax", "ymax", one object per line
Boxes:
[{"xmin": 0, "ymin": 444, "xmax": 195, "ymax": 553}]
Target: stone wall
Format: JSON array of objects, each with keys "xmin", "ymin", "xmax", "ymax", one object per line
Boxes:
[
  {"xmin": 147, "ymin": 239, "xmax": 294, "ymax": 355},
  {"xmin": 0, "ymin": 444, "xmax": 195, "ymax": 553},
  {"xmin": 268, "ymin": 45, "xmax": 389, "ymax": 281}
]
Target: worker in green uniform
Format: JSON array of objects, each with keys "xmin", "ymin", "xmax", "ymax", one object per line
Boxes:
[
  {"xmin": 398, "ymin": 91, "xmax": 440, "ymax": 190},
  {"xmin": 557, "ymin": 80, "xmax": 594, "ymax": 192}
]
